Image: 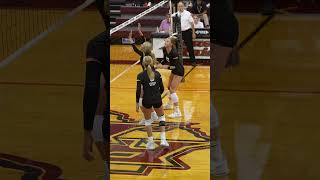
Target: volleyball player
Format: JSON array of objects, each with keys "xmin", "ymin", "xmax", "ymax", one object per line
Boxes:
[
  {"xmin": 128, "ymin": 24, "xmax": 158, "ymax": 124},
  {"xmin": 128, "ymin": 23, "xmax": 155, "ymax": 70},
  {"xmin": 211, "ymin": 0, "xmax": 239, "ymax": 176},
  {"xmin": 82, "ymin": 0, "xmax": 108, "ymax": 163},
  {"xmin": 136, "ymin": 56, "xmax": 169, "ymax": 150},
  {"xmin": 157, "ymin": 36, "xmax": 184, "ymax": 118}
]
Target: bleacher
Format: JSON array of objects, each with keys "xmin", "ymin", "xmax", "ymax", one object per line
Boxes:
[
  {"xmin": 110, "ymin": 1, "xmax": 169, "ymax": 44},
  {"xmin": 110, "ymin": 0, "xmax": 125, "ymax": 28}
]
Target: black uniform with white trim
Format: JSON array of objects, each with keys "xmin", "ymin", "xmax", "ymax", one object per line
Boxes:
[
  {"xmin": 161, "ymin": 47, "xmax": 184, "ymax": 76},
  {"xmin": 131, "ymin": 35, "xmax": 152, "ymax": 70},
  {"xmin": 136, "ymin": 69, "xmax": 165, "ymax": 109}
]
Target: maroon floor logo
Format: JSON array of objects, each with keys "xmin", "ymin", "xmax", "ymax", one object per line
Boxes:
[
  {"xmin": 110, "ymin": 110, "xmax": 210, "ymax": 176},
  {"xmin": 0, "ymin": 153, "xmax": 63, "ymax": 180}
]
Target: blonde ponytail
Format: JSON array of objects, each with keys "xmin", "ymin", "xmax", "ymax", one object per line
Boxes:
[
  {"xmin": 147, "ymin": 65, "xmax": 155, "ymax": 80},
  {"xmin": 143, "ymin": 56, "xmax": 155, "ymax": 80}
]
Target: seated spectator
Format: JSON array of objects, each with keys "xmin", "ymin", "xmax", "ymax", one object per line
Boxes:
[
  {"xmin": 143, "ymin": 0, "xmax": 154, "ymax": 7},
  {"xmin": 193, "ymin": 15, "xmax": 204, "ymax": 28},
  {"xmin": 159, "ymin": 13, "xmax": 171, "ymax": 32},
  {"xmin": 191, "ymin": 0, "xmax": 209, "ymax": 27}
]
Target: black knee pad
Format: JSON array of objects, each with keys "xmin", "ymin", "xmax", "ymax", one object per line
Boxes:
[{"xmin": 159, "ymin": 121, "xmax": 166, "ymax": 126}]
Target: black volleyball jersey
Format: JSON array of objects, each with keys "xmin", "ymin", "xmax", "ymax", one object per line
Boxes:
[
  {"xmin": 96, "ymin": 0, "xmax": 108, "ymax": 30},
  {"xmin": 131, "ymin": 35, "xmax": 150, "ymax": 70},
  {"xmin": 212, "ymin": 0, "xmax": 237, "ymax": 39},
  {"xmin": 136, "ymin": 70, "xmax": 164, "ymax": 104},
  {"xmin": 161, "ymin": 48, "xmax": 184, "ymax": 76}
]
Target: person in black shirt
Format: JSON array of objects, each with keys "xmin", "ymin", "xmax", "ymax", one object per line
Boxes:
[
  {"xmin": 157, "ymin": 36, "xmax": 184, "ymax": 118},
  {"xmin": 136, "ymin": 56, "xmax": 169, "ymax": 150},
  {"xmin": 128, "ymin": 24, "xmax": 155, "ymax": 70},
  {"xmin": 83, "ymin": 0, "xmax": 108, "ymax": 163},
  {"xmin": 191, "ymin": 0, "xmax": 209, "ymax": 27},
  {"xmin": 211, "ymin": 0, "xmax": 239, "ymax": 177},
  {"xmin": 128, "ymin": 24, "xmax": 159, "ymax": 126}
]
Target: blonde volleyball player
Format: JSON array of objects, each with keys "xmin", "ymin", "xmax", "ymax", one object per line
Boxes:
[
  {"xmin": 136, "ymin": 56, "xmax": 169, "ymax": 150},
  {"xmin": 156, "ymin": 36, "xmax": 184, "ymax": 118},
  {"xmin": 128, "ymin": 27, "xmax": 158, "ymax": 124}
]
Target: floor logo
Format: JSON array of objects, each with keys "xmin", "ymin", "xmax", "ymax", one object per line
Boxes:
[
  {"xmin": 110, "ymin": 110, "xmax": 210, "ymax": 176},
  {"xmin": 0, "ymin": 153, "xmax": 63, "ymax": 180}
]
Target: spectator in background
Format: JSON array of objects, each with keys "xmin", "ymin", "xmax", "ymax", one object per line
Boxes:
[
  {"xmin": 173, "ymin": 1, "xmax": 197, "ymax": 66},
  {"xmin": 191, "ymin": 0, "xmax": 209, "ymax": 27},
  {"xmin": 159, "ymin": 13, "xmax": 171, "ymax": 32},
  {"xmin": 144, "ymin": 0, "xmax": 154, "ymax": 7},
  {"xmin": 193, "ymin": 15, "xmax": 204, "ymax": 28}
]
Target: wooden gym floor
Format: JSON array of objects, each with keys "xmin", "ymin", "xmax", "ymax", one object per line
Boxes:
[{"xmin": 110, "ymin": 57, "xmax": 210, "ymax": 179}]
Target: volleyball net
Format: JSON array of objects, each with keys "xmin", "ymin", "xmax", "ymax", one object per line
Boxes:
[{"xmin": 110, "ymin": 0, "xmax": 181, "ymax": 84}]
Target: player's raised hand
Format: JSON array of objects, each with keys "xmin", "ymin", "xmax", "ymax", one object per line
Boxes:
[
  {"xmin": 128, "ymin": 30, "xmax": 133, "ymax": 43},
  {"xmin": 138, "ymin": 23, "xmax": 144, "ymax": 36}
]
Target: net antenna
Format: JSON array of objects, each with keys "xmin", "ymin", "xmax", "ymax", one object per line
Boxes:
[{"xmin": 0, "ymin": 0, "xmax": 96, "ymax": 68}]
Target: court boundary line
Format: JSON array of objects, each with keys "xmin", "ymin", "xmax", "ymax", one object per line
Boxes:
[{"xmin": 110, "ymin": 60, "xmax": 140, "ymax": 83}]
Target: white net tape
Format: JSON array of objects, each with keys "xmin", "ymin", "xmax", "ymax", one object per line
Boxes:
[{"xmin": 110, "ymin": 0, "xmax": 169, "ymax": 35}]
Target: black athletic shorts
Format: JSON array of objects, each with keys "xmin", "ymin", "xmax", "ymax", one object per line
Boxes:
[
  {"xmin": 86, "ymin": 31, "xmax": 107, "ymax": 85},
  {"xmin": 142, "ymin": 101, "xmax": 163, "ymax": 109},
  {"xmin": 212, "ymin": 16, "xmax": 239, "ymax": 48},
  {"xmin": 172, "ymin": 69, "xmax": 184, "ymax": 77},
  {"xmin": 86, "ymin": 31, "xmax": 107, "ymax": 65}
]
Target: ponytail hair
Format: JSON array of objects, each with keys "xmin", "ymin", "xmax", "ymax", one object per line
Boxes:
[
  {"xmin": 141, "ymin": 41, "xmax": 153, "ymax": 54},
  {"xmin": 169, "ymin": 36, "xmax": 177, "ymax": 46},
  {"xmin": 143, "ymin": 56, "xmax": 155, "ymax": 80}
]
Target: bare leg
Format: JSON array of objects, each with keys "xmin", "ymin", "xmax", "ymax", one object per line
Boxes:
[
  {"xmin": 211, "ymin": 43, "xmax": 233, "ymax": 176},
  {"xmin": 94, "ymin": 75, "xmax": 106, "ymax": 160},
  {"xmin": 141, "ymin": 107, "xmax": 155, "ymax": 149},
  {"xmin": 169, "ymin": 75, "xmax": 183, "ymax": 107},
  {"xmin": 164, "ymin": 73, "xmax": 174, "ymax": 110},
  {"xmin": 168, "ymin": 75, "xmax": 183, "ymax": 118},
  {"xmin": 154, "ymin": 106, "xmax": 169, "ymax": 147},
  {"xmin": 211, "ymin": 44, "xmax": 233, "ymax": 88}
]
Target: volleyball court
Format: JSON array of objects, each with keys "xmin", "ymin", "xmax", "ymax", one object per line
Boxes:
[{"xmin": 110, "ymin": 0, "xmax": 210, "ymax": 179}]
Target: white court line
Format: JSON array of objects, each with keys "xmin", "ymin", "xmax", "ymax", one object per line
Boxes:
[{"xmin": 110, "ymin": 60, "xmax": 140, "ymax": 84}]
